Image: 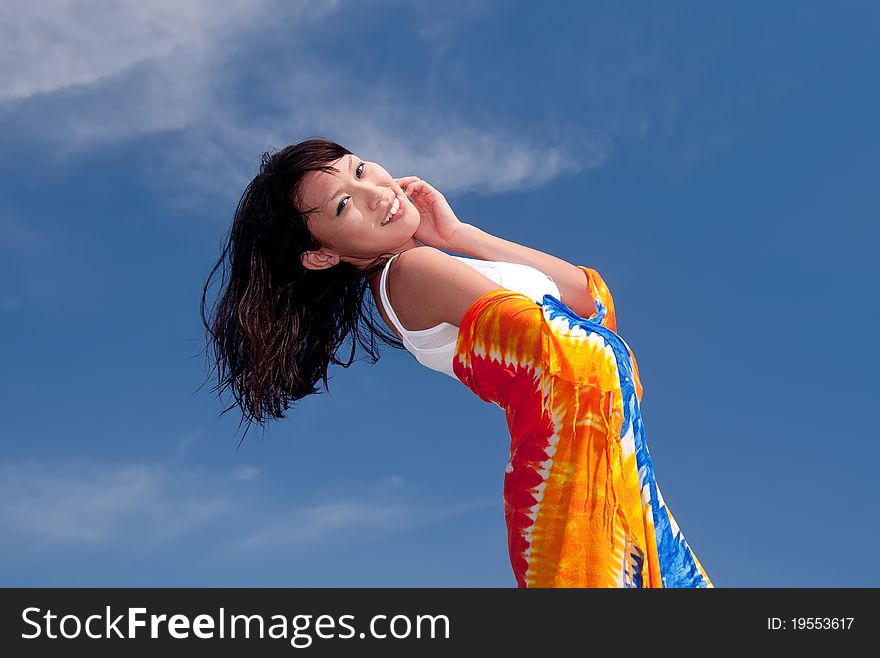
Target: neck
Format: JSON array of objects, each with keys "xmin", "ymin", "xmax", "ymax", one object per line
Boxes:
[{"xmin": 365, "ymin": 237, "xmax": 423, "ymax": 289}]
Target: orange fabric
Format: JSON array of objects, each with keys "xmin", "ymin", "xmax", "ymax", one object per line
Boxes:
[{"xmin": 453, "ymin": 267, "xmax": 712, "ymax": 587}]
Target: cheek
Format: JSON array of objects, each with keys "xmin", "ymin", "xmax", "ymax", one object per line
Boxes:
[
  {"xmin": 311, "ymin": 218, "xmax": 341, "ymax": 246},
  {"xmin": 327, "ymin": 219, "xmax": 364, "ymax": 244}
]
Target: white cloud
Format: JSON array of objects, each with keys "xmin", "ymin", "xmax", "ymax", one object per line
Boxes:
[
  {"xmin": 172, "ymin": 428, "xmax": 205, "ymax": 467},
  {"xmin": 144, "ymin": 61, "xmax": 605, "ymax": 215},
  {"xmin": 0, "ymin": 0, "xmax": 604, "ymax": 212},
  {"xmin": 233, "ymin": 466, "xmax": 260, "ymax": 481},
  {"xmin": 0, "ymin": 0, "xmax": 248, "ymax": 104},
  {"xmin": 0, "ymin": 0, "xmax": 346, "ymax": 105},
  {"xmin": 0, "ymin": 0, "xmax": 341, "ymax": 155},
  {"xmin": 0, "ymin": 459, "xmax": 499, "ymax": 557},
  {"xmin": 234, "ymin": 499, "xmax": 409, "ymax": 550},
  {"xmin": 230, "ymin": 491, "xmax": 498, "ymax": 553},
  {"xmin": 0, "ymin": 461, "xmax": 233, "ymax": 547}
]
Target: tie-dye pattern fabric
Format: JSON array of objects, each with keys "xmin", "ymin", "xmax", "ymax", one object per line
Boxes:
[{"xmin": 452, "ymin": 267, "xmax": 713, "ymax": 588}]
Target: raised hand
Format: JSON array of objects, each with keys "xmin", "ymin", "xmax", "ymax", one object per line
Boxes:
[{"xmin": 394, "ymin": 176, "xmax": 465, "ymax": 250}]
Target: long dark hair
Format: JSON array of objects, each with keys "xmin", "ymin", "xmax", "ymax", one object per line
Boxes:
[{"xmin": 199, "ymin": 137, "xmax": 405, "ymax": 441}]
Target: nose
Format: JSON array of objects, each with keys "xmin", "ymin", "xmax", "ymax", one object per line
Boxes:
[{"xmin": 371, "ymin": 184, "xmax": 394, "ymax": 211}]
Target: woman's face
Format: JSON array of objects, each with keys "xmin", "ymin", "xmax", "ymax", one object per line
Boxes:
[{"xmin": 298, "ymin": 153, "xmax": 420, "ymax": 271}]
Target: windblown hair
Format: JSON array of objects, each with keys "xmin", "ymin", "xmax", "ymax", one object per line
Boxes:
[{"xmin": 199, "ymin": 137, "xmax": 405, "ymax": 440}]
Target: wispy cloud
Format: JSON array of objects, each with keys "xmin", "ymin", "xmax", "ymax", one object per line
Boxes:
[
  {"xmin": 0, "ymin": 0, "xmax": 605, "ymax": 212},
  {"xmin": 0, "ymin": 459, "xmax": 499, "ymax": 559},
  {"xmin": 0, "ymin": 461, "xmax": 233, "ymax": 548},
  {"xmin": 171, "ymin": 428, "xmax": 206, "ymax": 467},
  {"xmin": 233, "ymin": 466, "xmax": 260, "ymax": 481},
  {"xmin": 229, "ymin": 490, "xmax": 499, "ymax": 553},
  {"xmin": 0, "ymin": 0, "xmax": 256, "ymax": 105},
  {"xmin": 0, "ymin": 0, "xmax": 319, "ymax": 153},
  {"xmin": 233, "ymin": 499, "xmax": 410, "ymax": 550}
]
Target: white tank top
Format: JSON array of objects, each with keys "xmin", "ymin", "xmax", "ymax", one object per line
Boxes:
[{"xmin": 378, "ymin": 252, "xmax": 561, "ymax": 381}]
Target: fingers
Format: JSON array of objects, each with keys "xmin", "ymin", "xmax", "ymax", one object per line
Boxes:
[
  {"xmin": 396, "ymin": 176, "xmax": 443, "ymax": 199},
  {"xmin": 395, "ymin": 176, "xmax": 418, "ymax": 197}
]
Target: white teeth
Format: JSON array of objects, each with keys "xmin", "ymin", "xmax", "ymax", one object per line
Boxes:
[{"xmin": 381, "ymin": 197, "xmax": 400, "ymax": 225}]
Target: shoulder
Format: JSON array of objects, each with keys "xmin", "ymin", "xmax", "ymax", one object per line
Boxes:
[
  {"xmin": 391, "ymin": 246, "xmax": 483, "ymax": 287},
  {"xmin": 389, "ymin": 246, "xmax": 504, "ymax": 328},
  {"xmin": 392, "ymin": 245, "xmax": 457, "ymax": 278},
  {"xmin": 393, "ymin": 244, "xmax": 445, "ymax": 265}
]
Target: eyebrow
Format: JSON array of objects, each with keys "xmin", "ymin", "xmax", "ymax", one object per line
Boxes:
[{"xmin": 325, "ymin": 155, "xmax": 355, "ymax": 211}]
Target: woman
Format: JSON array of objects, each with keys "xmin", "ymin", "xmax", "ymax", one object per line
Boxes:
[{"xmin": 201, "ymin": 137, "xmax": 714, "ymax": 588}]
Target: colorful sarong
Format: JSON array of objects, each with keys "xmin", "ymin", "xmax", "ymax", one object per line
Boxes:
[{"xmin": 453, "ymin": 266, "xmax": 713, "ymax": 588}]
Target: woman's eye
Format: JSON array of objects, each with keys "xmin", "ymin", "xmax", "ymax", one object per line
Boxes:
[{"xmin": 336, "ymin": 162, "xmax": 366, "ymax": 216}]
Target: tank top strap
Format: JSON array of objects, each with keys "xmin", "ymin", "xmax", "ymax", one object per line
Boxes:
[{"xmin": 379, "ymin": 253, "xmax": 417, "ymax": 346}]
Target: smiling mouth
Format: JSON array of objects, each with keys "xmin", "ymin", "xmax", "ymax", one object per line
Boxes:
[{"xmin": 380, "ymin": 195, "xmax": 404, "ymax": 226}]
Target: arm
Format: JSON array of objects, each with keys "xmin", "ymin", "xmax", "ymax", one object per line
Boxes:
[{"xmin": 448, "ymin": 224, "xmax": 596, "ymax": 318}]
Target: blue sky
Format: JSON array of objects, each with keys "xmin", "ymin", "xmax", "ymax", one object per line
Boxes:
[{"xmin": 1, "ymin": 0, "xmax": 877, "ymax": 587}]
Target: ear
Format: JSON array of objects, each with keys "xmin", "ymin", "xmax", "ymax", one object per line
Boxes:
[{"xmin": 301, "ymin": 249, "xmax": 339, "ymax": 271}]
